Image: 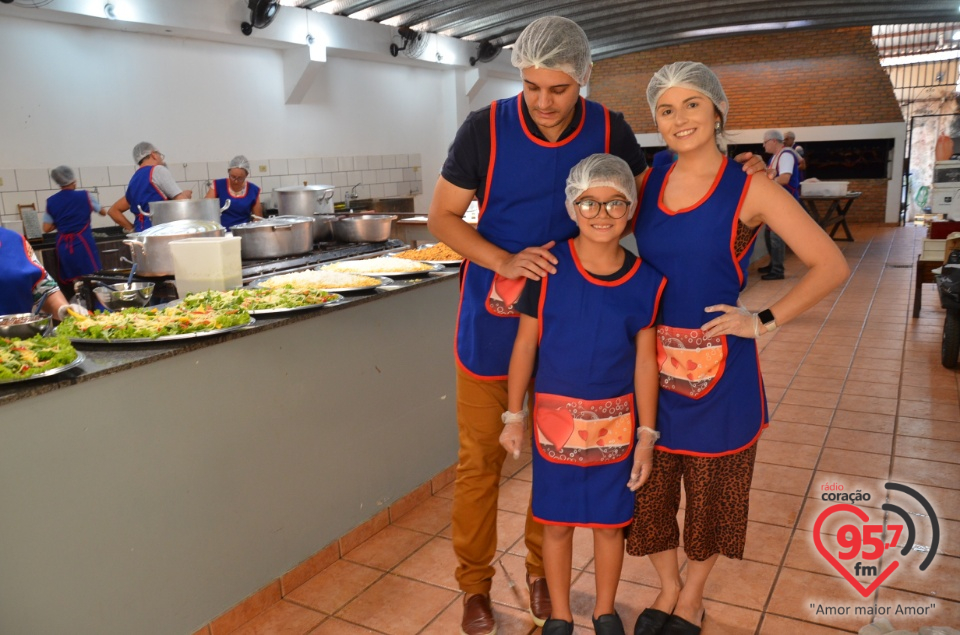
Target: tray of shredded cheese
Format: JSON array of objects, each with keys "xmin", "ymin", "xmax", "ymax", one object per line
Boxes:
[
  {"xmin": 251, "ymin": 269, "xmax": 388, "ymax": 293},
  {"xmin": 0, "ymin": 335, "xmax": 84, "ymax": 383},
  {"xmin": 320, "ymin": 256, "xmax": 443, "ymax": 277},
  {"xmin": 393, "ymin": 242, "xmax": 463, "ymax": 266},
  {"xmin": 57, "ymin": 307, "xmax": 253, "ymax": 343}
]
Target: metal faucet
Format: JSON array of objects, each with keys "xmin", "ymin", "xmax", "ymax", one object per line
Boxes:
[{"xmin": 345, "ymin": 182, "xmax": 362, "ymax": 211}]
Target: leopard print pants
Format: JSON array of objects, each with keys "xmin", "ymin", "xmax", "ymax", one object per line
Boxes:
[{"xmin": 625, "ymin": 443, "xmax": 757, "ymax": 561}]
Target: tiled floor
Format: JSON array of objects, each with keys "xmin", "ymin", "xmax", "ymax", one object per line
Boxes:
[{"xmin": 214, "ymin": 224, "xmax": 960, "ymax": 634}]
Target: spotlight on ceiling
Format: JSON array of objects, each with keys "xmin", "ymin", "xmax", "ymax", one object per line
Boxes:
[
  {"xmin": 104, "ymin": 3, "xmax": 116, "ymax": 19},
  {"xmin": 241, "ymin": 0, "xmax": 279, "ymax": 36}
]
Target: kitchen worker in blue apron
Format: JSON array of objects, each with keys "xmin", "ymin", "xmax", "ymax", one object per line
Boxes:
[
  {"xmin": 106, "ymin": 141, "xmax": 192, "ymax": 232},
  {"xmin": 204, "ymin": 155, "xmax": 263, "ymax": 229},
  {"xmin": 0, "ymin": 226, "xmax": 86, "ymax": 319},
  {"xmin": 43, "ymin": 165, "xmax": 104, "ymax": 286}
]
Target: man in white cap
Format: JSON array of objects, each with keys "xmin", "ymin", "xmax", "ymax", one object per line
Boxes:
[
  {"xmin": 760, "ymin": 130, "xmax": 802, "ymax": 280},
  {"xmin": 428, "ymin": 15, "xmax": 764, "ymax": 635},
  {"xmin": 107, "ymin": 142, "xmax": 192, "ymax": 233}
]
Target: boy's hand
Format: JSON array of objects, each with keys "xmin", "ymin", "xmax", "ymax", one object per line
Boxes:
[
  {"xmin": 499, "ymin": 411, "xmax": 526, "ymax": 460},
  {"xmin": 627, "ymin": 445, "xmax": 653, "ymax": 491}
]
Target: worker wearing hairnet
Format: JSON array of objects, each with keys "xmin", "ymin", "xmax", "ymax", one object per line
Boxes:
[
  {"xmin": 42, "ymin": 165, "xmax": 104, "ymax": 286},
  {"xmin": 0, "ymin": 225, "xmax": 87, "ymax": 320},
  {"xmin": 628, "ymin": 61, "xmax": 848, "ymax": 635},
  {"xmin": 503, "ymin": 154, "xmax": 665, "ymax": 635},
  {"xmin": 426, "ymin": 16, "xmax": 766, "ymax": 635},
  {"xmin": 204, "ymin": 155, "xmax": 262, "ymax": 229},
  {"xmin": 106, "ymin": 141, "xmax": 193, "ymax": 232}
]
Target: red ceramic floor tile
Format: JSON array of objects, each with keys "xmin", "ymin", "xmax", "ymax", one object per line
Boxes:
[
  {"xmin": 702, "ymin": 557, "xmax": 778, "ymax": 610},
  {"xmin": 836, "ymin": 394, "xmax": 899, "ymax": 417},
  {"xmin": 875, "ymin": 587, "xmax": 960, "ymax": 632},
  {"xmin": 285, "ymin": 559, "xmax": 383, "ymax": 615},
  {"xmin": 891, "ymin": 457, "xmax": 960, "ymax": 489},
  {"xmin": 751, "ymin": 463, "xmax": 814, "ymax": 497},
  {"xmin": 898, "ymin": 399, "xmax": 960, "ymax": 423},
  {"xmin": 335, "ymin": 574, "xmax": 458, "ymax": 635},
  {"xmin": 841, "ymin": 380, "xmax": 898, "ymax": 400},
  {"xmin": 780, "ymin": 388, "xmax": 840, "ymax": 409},
  {"xmin": 771, "ymin": 404, "xmax": 835, "ymax": 426},
  {"xmin": 845, "ymin": 367, "xmax": 902, "ymax": 386},
  {"xmin": 341, "ymin": 525, "xmax": 431, "ymax": 572},
  {"xmin": 389, "ymin": 495, "xmax": 453, "ymax": 536},
  {"xmin": 897, "ymin": 416, "xmax": 960, "ymax": 442},
  {"xmin": 497, "ymin": 478, "xmax": 534, "ymax": 515},
  {"xmin": 761, "ymin": 421, "xmax": 828, "ymax": 446},
  {"xmin": 816, "ymin": 448, "xmax": 891, "ymax": 479},
  {"xmin": 743, "ymin": 521, "xmax": 793, "ymax": 566},
  {"xmin": 766, "ymin": 568, "xmax": 875, "ymax": 631},
  {"xmin": 758, "ymin": 614, "xmax": 857, "ymax": 634},
  {"xmin": 700, "ymin": 601, "xmax": 762, "ymax": 635},
  {"xmin": 496, "ymin": 509, "xmax": 529, "ymax": 553},
  {"xmin": 830, "ymin": 410, "xmax": 895, "ymax": 434},
  {"xmin": 228, "ymin": 601, "xmax": 324, "ymax": 635},
  {"xmin": 748, "ymin": 489, "xmax": 805, "ymax": 528},
  {"xmin": 756, "ymin": 439, "xmax": 821, "ymax": 469},
  {"xmin": 392, "ymin": 536, "xmax": 459, "ymax": 591},
  {"xmin": 894, "ymin": 435, "xmax": 960, "ymax": 464},
  {"xmin": 310, "ymin": 617, "xmax": 383, "ymax": 633},
  {"xmin": 825, "ymin": 428, "xmax": 893, "ymax": 456},
  {"xmin": 788, "ymin": 375, "xmax": 844, "ymax": 394}
]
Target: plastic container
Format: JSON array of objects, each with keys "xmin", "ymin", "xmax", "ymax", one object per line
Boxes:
[
  {"xmin": 168, "ymin": 236, "xmax": 242, "ymax": 297},
  {"xmin": 800, "ymin": 180, "xmax": 849, "ymax": 197}
]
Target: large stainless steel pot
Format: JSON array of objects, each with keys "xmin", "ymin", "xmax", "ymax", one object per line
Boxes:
[
  {"xmin": 275, "ymin": 185, "xmax": 335, "ymax": 240},
  {"xmin": 231, "ymin": 215, "xmax": 314, "ymax": 260},
  {"xmin": 140, "ymin": 198, "xmax": 229, "ymax": 225},
  {"xmin": 332, "ymin": 214, "xmax": 397, "ymax": 243},
  {"xmin": 124, "ymin": 219, "xmax": 225, "ymax": 276}
]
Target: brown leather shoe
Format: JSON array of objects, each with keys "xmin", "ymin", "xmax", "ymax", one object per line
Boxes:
[
  {"xmin": 526, "ymin": 575, "xmax": 552, "ymax": 627},
  {"xmin": 461, "ymin": 593, "xmax": 497, "ymax": 635}
]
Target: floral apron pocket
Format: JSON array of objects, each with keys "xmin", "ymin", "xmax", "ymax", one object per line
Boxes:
[
  {"xmin": 486, "ymin": 274, "xmax": 525, "ymax": 316},
  {"xmin": 656, "ymin": 325, "xmax": 727, "ymax": 399},
  {"xmin": 534, "ymin": 393, "xmax": 635, "ymax": 466}
]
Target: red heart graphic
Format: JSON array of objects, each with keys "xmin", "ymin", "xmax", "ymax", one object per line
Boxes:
[
  {"xmin": 813, "ymin": 504, "xmax": 899, "ymax": 598},
  {"xmin": 494, "ymin": 275, "xmax": 525, "ymax": 308},
  {"xmin": 536, "ymin": 407, "xmax": 573, "ymax": 449}
]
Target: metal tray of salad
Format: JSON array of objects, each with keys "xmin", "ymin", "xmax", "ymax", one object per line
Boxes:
[
  {"xmin": 178, "ymin": 288, "xmax": 346, "ymax": 316},
  {"xmin": 0, "ymin": 335, "xmax": 86, "ymax": 383},
  {"xmin": 56, "ymin": 306, "xmax": 254, "ymax": 344}
]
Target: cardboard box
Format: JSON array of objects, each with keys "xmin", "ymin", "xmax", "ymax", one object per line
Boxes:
[
  {"xmin": 922, "ymin": 238, "xmax": 947, "ymax": 262},
  {"xmin": 800, "ymin": 180, "xmax": 849, "ymax": 197}
]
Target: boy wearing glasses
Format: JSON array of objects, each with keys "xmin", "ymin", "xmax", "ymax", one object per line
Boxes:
[
  {"xmin": 501, "ymin": 154, "xmax": 665, "ymax": 635},
  {"xmin": 107, "ymin": 141, "xmax": 193, "ymax": 232}
]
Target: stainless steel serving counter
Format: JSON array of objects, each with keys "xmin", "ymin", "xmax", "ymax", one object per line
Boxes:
[{"xmin": 0, "ymin": 270, "xmax": 461, "ymax": 634}]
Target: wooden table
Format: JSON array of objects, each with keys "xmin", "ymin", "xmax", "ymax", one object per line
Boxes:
[{"xmin": 800, "ymin": 192, "xmax": 862, "ymax": 241}]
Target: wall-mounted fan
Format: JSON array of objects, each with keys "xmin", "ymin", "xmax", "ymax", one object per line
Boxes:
[
  {"xmin": 390, "ymin": 26, "xmax": 428, "ymax": 59},
  {"xmin": 470, "ymin": 40, "xmax": 502, "ymax": 66},
  {"xmin": 241, "ymin": 0, "xmax": 279, "ymax": 36}
]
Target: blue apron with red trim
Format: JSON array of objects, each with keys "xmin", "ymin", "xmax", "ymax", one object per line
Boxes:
[
  {"xmin": 771, "ymin": 147, "xmax": 802, "ymax": 200},
  {"xmin": 46, "ymin": 189, "xmax": 101, "ymax": 282},
  {"xmin": 456, "ymin": 95, "xmax": 610, "ymax": 379},
  {"xmin": 531, "ymin": 240, "xmax": 665, "ymax": 526},
  {"xmin": 213, "ymin": 179, "xmax": 261, "ymax": 229},
  {"xmin": 0, "ymin": 227, "xmax": 46, "ymax": 314},
  {"xmin": 633, "ymin": 158, "xmax": 768, "ymax": 456},
  {"xmin": 126, "ymin": 165, "xmax": 168, "ymax": 232}
]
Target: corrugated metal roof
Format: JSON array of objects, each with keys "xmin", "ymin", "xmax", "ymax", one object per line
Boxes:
[{"xmin": 284, "ymin": 0, "xmax": 960, "ymax": 60}]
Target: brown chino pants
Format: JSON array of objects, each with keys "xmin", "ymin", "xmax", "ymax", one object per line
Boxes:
[{"xmin": 452, "ymin": 367, "xmax": 544, "ymax": 595}]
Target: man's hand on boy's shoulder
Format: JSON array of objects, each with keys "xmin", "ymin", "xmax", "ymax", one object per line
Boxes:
[{"xmin": 497, "ymin": 240, "xmax": 558, "ymax": 280}]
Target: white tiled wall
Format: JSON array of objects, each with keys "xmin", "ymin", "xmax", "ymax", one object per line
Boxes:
[{"xmin": 0, "ymin": 154, "xmax": 423, "ymax": 235}]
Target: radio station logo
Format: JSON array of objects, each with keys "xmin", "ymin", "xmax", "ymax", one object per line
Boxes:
[{"xmin": 814, "ymin": 482, "xmax": 940, "ymax": 598}]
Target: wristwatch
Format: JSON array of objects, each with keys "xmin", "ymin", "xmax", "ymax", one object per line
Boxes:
[{"xmin": 758, "ymin": 308, "xmax": 778, "ymax": 333}]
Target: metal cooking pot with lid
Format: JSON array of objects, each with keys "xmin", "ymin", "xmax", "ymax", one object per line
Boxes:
[
  {"xmin": 231, "ymin": 215, "xmax": 314, "ymax": 260},
  {"xmin": 124, "ymin": 219, "xmax": 225, "ymax": 277},
  {"xmin": 139, "ymin": 198, "xmax": 229, "ymax": 226},
  {"xmin": 275, "ymin": 185, "xmax": 335, "ymax": 222}
]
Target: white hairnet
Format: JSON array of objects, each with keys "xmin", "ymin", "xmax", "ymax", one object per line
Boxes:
[
  {"xmin": 228, "ymin": 155, "xmax": 250, "ymax": 173},
  {"xmin": 511, "ymin": 16, "xmax": 592, "ymax": 86},
  {"xmin": 50, "ymin": 165, "xmax": 76, "ymax": 187},
  {"xmin": 646, "ymin": 61, "xmax": 728, "ymax": 127},
  {"xmin": 132, "ymin": 141, "xmax": 158, "ymax": 164},
  {"xmin": 564, "ymin": 154, "xmax": 637, "ymax": 221},
  {"xmin": 763, "ymin": 129, "xmax": 784, "ymax": 142}
]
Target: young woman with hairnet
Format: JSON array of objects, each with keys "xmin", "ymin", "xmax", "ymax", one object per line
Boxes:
[
  {"xmin": 204, "ymin": 155, "xmax": 263, "ymax": 229},
  {"xmin": 626, "ymin": 62, "xmax": 848, "ymax": 635},
  {"xmin": 42, "ymin": 165, "xmax": 105, "ymax": 286},
  {"xmin": 503, "ymin": 154, "xmax": 665, "ymax": 635}
]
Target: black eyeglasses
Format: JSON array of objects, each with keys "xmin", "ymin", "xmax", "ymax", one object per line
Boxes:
[{"xmin": 573, "ymin": 198, "xmax": 630, "ymax": 219}]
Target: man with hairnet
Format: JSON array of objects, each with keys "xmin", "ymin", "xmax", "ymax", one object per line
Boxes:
[
  {"xmin": 428, "ymin": 15, "xmax": 765, "ymax": 635},
  {"xmin": 42, "ymin": 165, "xmax": 105, "ymax": 286},
  {"xmin": 106, "ymin": 142, "xmax": 192, "ymax": 232},
  {"xmin": 759, "ymin": 130, "xmax": 802, "ymax": 280}
]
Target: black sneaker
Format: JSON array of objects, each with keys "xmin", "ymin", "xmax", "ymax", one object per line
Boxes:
[
  {"xmin": 542, "ymin": 618, "xmax": 574, "ymax": 635},
  {"xmin": 593, "ymin": 612, "xmax": 626, "ymax": 635},
  {"xmin": 758, "ymin": 265, "xmax": 772, "ymax": 274},
  {"xmin": 761, "ymin": 272, "xmax": 785, "ymax": 280}
]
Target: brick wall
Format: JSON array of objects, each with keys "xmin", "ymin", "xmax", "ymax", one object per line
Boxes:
[{"xmin": 591, "ymin": 27, "xmax": 903, "ymax": 223}]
